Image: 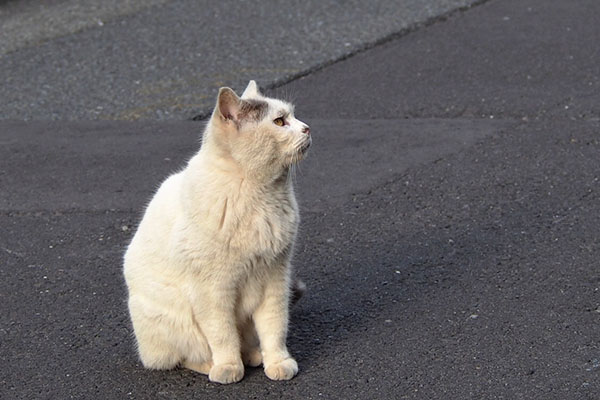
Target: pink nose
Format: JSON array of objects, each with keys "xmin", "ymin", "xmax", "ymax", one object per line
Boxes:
[{"xmin": 302, "ymin": 125, "xmax": 310, "ymax": 135}]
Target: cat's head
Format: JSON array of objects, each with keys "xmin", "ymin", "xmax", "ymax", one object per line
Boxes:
[{"xmin": 205, "ymin": 80, "xmax": 311, "ymax": 179}]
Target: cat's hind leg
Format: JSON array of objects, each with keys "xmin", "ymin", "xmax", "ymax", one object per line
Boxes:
[
  {"xmin": 183, "ymin": 360, "xmax": 213, "ymax": 375},
  {"xmin": 181, "ymin": 323, "xmax": 214, "ymax": 375},
  {"xmin": 128, "ymin": 295, "xmax": 182, "ymax": 370}
]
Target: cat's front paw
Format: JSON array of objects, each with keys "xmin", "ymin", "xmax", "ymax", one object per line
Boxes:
[
  {"xmin": 209, "ymin": 362, "xmax": 244, "ymax": 384},
  {"xmin": 264, "ymin": 358, "xmax": 298, "ymax": 381}
]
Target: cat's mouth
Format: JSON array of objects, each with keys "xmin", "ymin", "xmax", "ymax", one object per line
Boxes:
[
  {"xmin": 289, "ymin": 138, "xmax": 311, "ymax": 164},
  {"xmin": 299, "ymin": 138, "xmax": 311, "ymax": 154}
]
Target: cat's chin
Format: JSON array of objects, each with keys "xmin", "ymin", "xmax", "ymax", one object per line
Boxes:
[
  {"xmin": 290, "ymin": 149, "xmax": 309, "ymax": 165},
  {"xmin": 300, "ymin": 140, "xmax": 311, "ymax": 154},
  {"xmin": 295, "ymin": 139, "xmax": 311, "ymax": 160}
]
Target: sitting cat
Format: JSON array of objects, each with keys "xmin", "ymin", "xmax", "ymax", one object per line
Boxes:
[{"xmin": 123, "ymin": 80, "xmax": 310, "ymax": 384}]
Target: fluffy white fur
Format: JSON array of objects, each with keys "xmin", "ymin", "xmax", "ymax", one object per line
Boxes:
[{"xmin": 123, "ymin": 81, "xmax": 311, "ymax": 384}]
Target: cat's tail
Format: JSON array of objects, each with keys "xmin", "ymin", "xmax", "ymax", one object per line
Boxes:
[{"xmin": 291, "ymin": 278, "xmax": 306, "ymax": 306}]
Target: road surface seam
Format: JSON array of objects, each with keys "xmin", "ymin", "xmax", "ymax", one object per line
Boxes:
[{"xmin": 191, "ymin": 0, "xmax": 495, "ymax": 121}]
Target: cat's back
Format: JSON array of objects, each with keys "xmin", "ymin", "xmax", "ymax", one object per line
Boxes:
[
  {"xmin": 140, "ymin": 171, "xmax": 184, "ymax": 230},
  {"xmin": 124, "ymin": 171, "xmax": 184, "ymax": 276}
]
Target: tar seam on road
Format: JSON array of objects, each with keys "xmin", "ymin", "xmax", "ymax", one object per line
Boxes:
[{"xmin": 190, "ymin": 0, "xmax": 494, "ymax": 121}]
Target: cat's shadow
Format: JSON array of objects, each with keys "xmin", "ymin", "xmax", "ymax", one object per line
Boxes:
[{"xmin": 286, "ymin": 205, "xmax": 498, "ymax": 371}]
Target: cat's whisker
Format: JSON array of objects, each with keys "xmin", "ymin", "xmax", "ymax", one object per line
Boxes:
[{"xmin": 288, "ymin": 164, "xmax": 296, "ymax": 186}]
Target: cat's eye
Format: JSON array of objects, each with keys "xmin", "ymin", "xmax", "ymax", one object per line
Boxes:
[{"xmin": 273, "ymin": 117, "xmax": 285, "ymax": 127}]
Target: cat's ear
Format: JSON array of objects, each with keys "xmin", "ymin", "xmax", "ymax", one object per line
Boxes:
[
  {"xmin": 215, "ymin": 86, "xmax": 268, "ymax": 126},
  {"xmin": 241, "ymin": 80, "xmax": 262, "ymax": 99},
  {"xmin": 216, "ymin": 87, "xmax": 242, "ymax": 122}
]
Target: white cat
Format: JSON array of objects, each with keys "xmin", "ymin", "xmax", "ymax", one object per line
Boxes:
[{"xmin": 123, "ymin": 81, "xmax": 310, "ymax": 384}]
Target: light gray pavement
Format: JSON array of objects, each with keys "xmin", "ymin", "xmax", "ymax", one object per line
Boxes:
[
  {"xmin": 0, "ymin": 0, "xmax": 170, "ymax": 55},
  {"xmin": 0, "ymin": 0, "xmax": 480, "ymax": 120}
]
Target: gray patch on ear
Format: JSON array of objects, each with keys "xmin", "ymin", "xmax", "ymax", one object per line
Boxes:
[{"xmin": 238, "ymin": 99, "xmax": 268, "ymax": 122}]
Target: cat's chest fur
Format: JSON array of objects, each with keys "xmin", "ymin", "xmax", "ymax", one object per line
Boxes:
[
  {"xmin": 215, "ymin": 183, "xmax": 298, "ymax": 261},
  {"xmin": 174, "ymin": 160, "xmax": 299, "ymax": 270}
]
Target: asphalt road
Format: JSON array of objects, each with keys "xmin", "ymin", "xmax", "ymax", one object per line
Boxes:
[
  {"xmin": 0, "ymin": 0, "xmax": 479, "ymax": 120},
  {"xmin": 1, "ymin": 0, "xmax": 600, "ymax": 399}
]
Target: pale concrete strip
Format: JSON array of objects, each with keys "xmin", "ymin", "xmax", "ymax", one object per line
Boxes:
[{"xmin": 0, "ymin": 0, "xmax": 172, "ymax": 55}]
